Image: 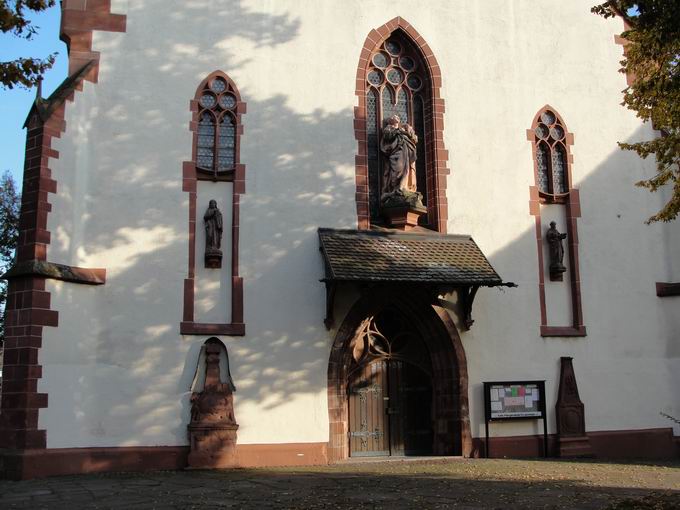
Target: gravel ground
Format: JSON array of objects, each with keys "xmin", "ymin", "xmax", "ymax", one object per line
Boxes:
[{"xmin": 0, "ymin": 457, "xmax": 678, "ymax": 509}]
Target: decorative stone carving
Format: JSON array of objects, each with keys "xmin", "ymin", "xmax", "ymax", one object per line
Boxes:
[
  {"xmin": 204, "ymin": 200, "xmax": 223, "ymax": 268},
  {"xmin": 379, "ymin": 115, "xmax": 426, "ymax": 230},
  {"xmin": 546, "ymin": 221, "xmax": 567, "ymax": 281},
  {"xmin": 187, "ymin": 339, "xmax": 238, "ymax": 469},
  {"xmin": 556, "ymin": 357, "xmax": 593, "ymax": 457}
]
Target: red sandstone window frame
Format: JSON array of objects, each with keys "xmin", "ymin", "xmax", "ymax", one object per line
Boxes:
[
  {"xmin": 354, "ymin": 17, "xmax": 449, "ymax": 233},
  {"xmin": 181, "ymin": 71, "xmax": 246, "ymax": 336},
  {"xmin": 527, "ymin": 106, "xmax": 586, "ymax": 337}
]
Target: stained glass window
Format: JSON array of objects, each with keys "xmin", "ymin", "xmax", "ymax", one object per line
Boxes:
[
  {"xmin": 381, "ymin": 87, "xmax": 394, "ymax": 119},
  {"xmin": 199, "ymin": 94, "xmax": 217, "ymax": 109},
  {"xmin": 395, "ymin": 89, "xmax": 409, "ymax": 124},
  {"xmin": 407, "ymin": 75, "xmax": 422, "ymax": 90},
  {"xmin": 550, "ymin": 126, "xmax": 564, "ymax": 141},
  {"xmin": 387, "ymin": 68, "xmax": 403, "ymax": 84},
  {"xmin": 372, "ymin": 52, "xmax": 389, "ymax": 68},
  {"xmin": 532, "ymin": 108, "xmax": 570, "ymax": 197},
  {"xmin": 399, "ymin": 56, "xmax": 415, "ymax": 71},
  {"xmin": 552, "ymin": 144, "xmax": 567, "ymax": 194},
  {"xmin": 197, "ymin": 113, "xmax": 215, "ymax": 170},
  {"xmin": 194, "ymin": 74, "xmax": 241, "ymax": 177},
  {"xmin": 210, "ymin": 79, "xmax": 226, "ymax": 93},
  {"xmin": 365, "ymin": 34, "xmax": 431, "ymax": 223},
  {"xmin": 541, "ymin": 111, "xmax": 556, "ymax": 125},
  {"xmin": 535, "ymin": 124, "xmax": 549, "ymax": 139},
  {"xmin": 217, "ymin": 117, "xmax": 236, "ymax": 170},
  {"xmin": 536, "ymin": 143, "xmax": 550, "ymax": 193},
  {"xmin": 385, "ymin": 40, "xmax": 401, "ymax": 55},
  {"xmin": 413, "ymin": 95, "xmax": 426, "ymax": 205},
  {"xmin": 368, "ymin": 70, "xmax": 383, "ymax": 86},
  {"xmin": 367, "ymin": 89, "xmax": 380, "ymax": 219},
  {"xmin": 219, "ymin": 94, "xmax": 237, "ymax": 110}
]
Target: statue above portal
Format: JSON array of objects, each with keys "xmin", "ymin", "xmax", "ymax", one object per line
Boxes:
[{"xmin": 380, "ymin": 115, "xmax": 423, "ymax": 209}]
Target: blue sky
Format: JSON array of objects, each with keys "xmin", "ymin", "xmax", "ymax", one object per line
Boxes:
[{"xmin": 1, "ymin": 4, "xmax": 66, "ymax": 185}]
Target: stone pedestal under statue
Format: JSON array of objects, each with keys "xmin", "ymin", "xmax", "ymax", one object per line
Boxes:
[
  {"xmin": 381, "ymin": 190, "xmax": 427, "ymax": 231},
  {"xmin": 187, "ymin": 339, "xmax": 239, "ymax": 469},
  {"xmin": 556, "ymin": 356, "xmax": 593, "ymax": 457},
  {"xmin": 204, "ymin": 248, "xmax": 223, "ymax": 269}
]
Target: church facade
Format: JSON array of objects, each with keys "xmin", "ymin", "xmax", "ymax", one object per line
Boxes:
[{"xmin": 1, "ymin": 0, "xmax": 678, "ymax": 479}]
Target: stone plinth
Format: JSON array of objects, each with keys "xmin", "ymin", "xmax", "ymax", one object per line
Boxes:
[
  {"xmin": 187, "ymin": 339, "xmax": 239, "ymax": 469},
  {"xmin": 381, "ymin": 205, "xmax": 427, "ymax": 231},
  {"xmin": 556, "ymin": 357, "xmax": 593, "ymax": 458},
  {"xmin": 188, "ymin": 423, "xmax": 239, "ymax": 469},
  {"xmin": 205, "ymin": 248, "xmax": 222, "ymax": 269}
]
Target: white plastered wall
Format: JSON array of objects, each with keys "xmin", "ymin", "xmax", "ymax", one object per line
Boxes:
[{"xmin": 39, "ymin": 0, "xmax": 679, "ymax": 449}]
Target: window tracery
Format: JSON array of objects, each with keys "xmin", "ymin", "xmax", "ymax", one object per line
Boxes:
[
  {"xmin": 182, "ymin": 70, "xmax": 246, "ymax": 336},
  {"xmin": 195, "ymin": 77, "xmax": 239, "ymax": 179},
  {"xmin": 527, "ymin": 106, "xmax": 585, "ymax": 337},
  {"xmin": 366, "ymin": 35, "xmax": 429, "ymax": 222},
  {"xmin": 532, "ymin": 109, "xmax": 569, "ymax": 198}
]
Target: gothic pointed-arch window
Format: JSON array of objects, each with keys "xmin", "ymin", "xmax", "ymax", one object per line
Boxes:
[
  {"xmin": 366, "ymin": 35, "xmax": 429, "ymax": 222},
  {"xmin": 355, "ymin": 19, "xmax": 449, "ymax": 233},
  {"xmin": 527, "ymin": 106, "xmax": 585, "ymax": 337},
  {"xmin": 196, "ymin": 76, "xmax": 239, "ymax": 179},
  {"xmin": 533, "ymin": 109, "xmax": 569, "ymax": 199},
  {"xmin": 181, "ymin": 71, "xmax": 246, "ymax": 336}
]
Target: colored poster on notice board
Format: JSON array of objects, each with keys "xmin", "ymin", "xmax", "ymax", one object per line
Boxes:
[{"xmin": 486, "ymin": 382, "xmax": 543, "ymax": 419}]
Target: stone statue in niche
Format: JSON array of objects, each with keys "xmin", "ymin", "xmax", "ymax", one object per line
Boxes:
[
  {"xmin": 379, "ymin": 115, "xmax": 426, "ymax": 230},
  {"xmin": 187, "ymin": 339, "xmax": 238, "ymax": 469},
  {"xmin": 546, "ymin": 221, "xmax": 567, "ymax": 281},
  {"xmin": 204, "ymin": 199, "xmax": 223, "ymax": 269}
]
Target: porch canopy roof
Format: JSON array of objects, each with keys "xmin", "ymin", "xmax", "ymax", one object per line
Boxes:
[
  {"xmin": 318, "ymin": 228, "xmax": 503, "ymax": 286},
  {"xmin": 318, "ymin": 228, "xmax": 514, "ymax": 330}
]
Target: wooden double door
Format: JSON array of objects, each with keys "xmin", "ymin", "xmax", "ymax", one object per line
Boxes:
[{"xmin": 348, "ymin": 359, "xmax": 433, "ymax": 457}]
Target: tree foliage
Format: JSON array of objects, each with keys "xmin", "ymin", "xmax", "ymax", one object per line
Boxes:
[
  {"xmin": 0, "ymin": 0, "xmax": 56, "ymax": 89},
  {"xmin": 592, "ymin": 1, "xmax": 680, "ymax": 223},
  {"xmin": 0, "ymin": 171, "xmax": 20, "ymax": 343}
]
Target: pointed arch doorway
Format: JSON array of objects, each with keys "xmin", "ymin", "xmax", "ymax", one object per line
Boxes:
[
  {"xmin": 327, "ymin": 288, "xmax": 472, "ymax": 461},
  {"xmin": 348, "ymin": 308, "xmax": 434, "ymax": 456}
]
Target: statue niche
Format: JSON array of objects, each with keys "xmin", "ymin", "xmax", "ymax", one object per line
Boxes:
[
  {"xmin": 187, "ymin": 338, "xmax": 238, "ymax": 469},
  {"xmin": 204, "ymin": 199, "xmax": 223, "ymax": 269},
  {"xmin": 379, "ymin": 115, "xmax": 426, "ymax": 230},
  {"xmin": 546, "ymin": 221, "xmax": 567, "ymax": 281}
]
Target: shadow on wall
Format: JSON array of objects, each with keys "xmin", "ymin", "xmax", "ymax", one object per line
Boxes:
[
  {"xmin": 40, "ymin": 0, "xmax": 679, "ymax": 446},
  {"xmin": 461, "ymin": 120, "xmax": 680, "ymax": 441},
  {"xmin": 44, "ymin": 0, "xmax": 356, "ymax": 445}
]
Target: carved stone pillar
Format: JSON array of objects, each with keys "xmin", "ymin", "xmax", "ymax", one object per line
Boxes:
[
  {"xmin": 555, "ymin": 357, "xmax": 593, "ymax": 457},
  {"xmin": 187, "ymin": 340, "xmax": 239, "ymax": 468}
]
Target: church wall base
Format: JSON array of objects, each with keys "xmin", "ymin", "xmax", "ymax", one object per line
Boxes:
[
  {"xmin": 0, "ymin": 442, "xmax": 328, "ymax": 480},
  {"xmin": 0, "ymin": 446, "xmax": 190, "ymax": 481},
  {"xmin": 472, "ymin": 427, "xmax": 676, "ymax": 460},
  {"xmin": 0, "ymin": 429, "xmax": 674, "ymax": 480}
]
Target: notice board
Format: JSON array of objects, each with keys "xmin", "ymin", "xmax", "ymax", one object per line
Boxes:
[
  {"xmin": 483, "ymin": 380, "xmax": 547, "ymax": 458},
  {"xmin": 485, "ymin": 381, "xmax": 544, "ymax": 420}
]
